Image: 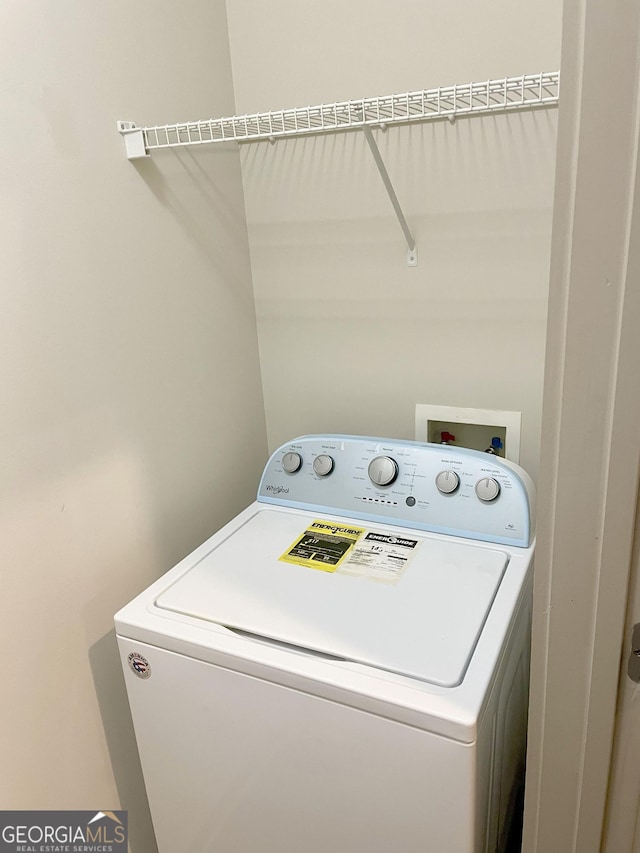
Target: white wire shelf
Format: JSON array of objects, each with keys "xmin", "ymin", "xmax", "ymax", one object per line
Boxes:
[
  {"xmin": 118, "ymin": 70, "xmax": 559, "ymax": 265},
  {"xmin": 118, "ymin": 71, "xmax": 559, "ymax": 159}
]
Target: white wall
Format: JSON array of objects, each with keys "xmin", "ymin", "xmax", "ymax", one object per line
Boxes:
[
  {"xmin": 226, "ymin": 0, "xmax": 562, "ymax": 480},
  {"xmin": 0, "ymin": 2, "xmax": 266, "ymax": 850}
]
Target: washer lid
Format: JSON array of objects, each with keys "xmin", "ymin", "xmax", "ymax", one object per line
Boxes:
[{"xmin": 155, "ymin": 509, "xmax": 509, "ymax": 687}]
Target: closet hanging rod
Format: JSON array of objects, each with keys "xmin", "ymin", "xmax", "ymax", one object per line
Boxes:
[{"xmin": 117, "ymin": 71, "xmax": 560, "ymax": 160}]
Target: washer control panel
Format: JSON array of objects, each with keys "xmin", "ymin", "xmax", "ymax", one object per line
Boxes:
[{"xmin": 258, "ymin": 434, "xmax": 535, "ymax": 547}]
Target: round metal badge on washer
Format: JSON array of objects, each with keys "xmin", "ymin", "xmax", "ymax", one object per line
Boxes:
[{"xmin": 128, "ymin": 652, "xmax": 151, "ymax": 679}]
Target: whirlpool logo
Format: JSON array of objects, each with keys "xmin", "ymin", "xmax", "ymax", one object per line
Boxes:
[{"xmin": 265, "ymin": 484, "xmax": 289, "ymax": 495}]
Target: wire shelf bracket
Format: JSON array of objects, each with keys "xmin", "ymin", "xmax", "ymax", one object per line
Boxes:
[
  {"xmin": 117, "ymin": 121, "xmax": 148, "ymax": 160},
  {"xmin": 118, "ymin": 71, "xmax": 559, "ymax": 265}
]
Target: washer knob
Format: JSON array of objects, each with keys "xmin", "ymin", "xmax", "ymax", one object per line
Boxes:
[
  {"xmin": 313, "ymin": 454, "xmax": 334, "ymax": 477},
  {"xmin": 475, "ymin": 477, "xmax": 501, "ymax": 502},
  {"xmin": 368, "ymin": 456, "xmax": 399, "ymax": 486},
  {"xmin": 282, "ymin": 451, "xmax": 302, "ymax": 474},
  {"xmin": 435, "ymin": 470, "xmax": 460, "ymax": 494}
]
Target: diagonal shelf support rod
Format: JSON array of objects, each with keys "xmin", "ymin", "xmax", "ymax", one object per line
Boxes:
[{"xmin": 362, "ymin": 126, "xmax": 417, "ymax": 266}]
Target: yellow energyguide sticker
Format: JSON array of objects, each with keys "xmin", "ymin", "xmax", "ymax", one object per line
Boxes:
[{"xmin": 279, "ymin": 519, "xmax": 365, "ymax": 572}]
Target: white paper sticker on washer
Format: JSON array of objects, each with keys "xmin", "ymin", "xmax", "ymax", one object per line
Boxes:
[{"xmin": 337, "ymin": 531, "xmax": 421, "ymax": 584}]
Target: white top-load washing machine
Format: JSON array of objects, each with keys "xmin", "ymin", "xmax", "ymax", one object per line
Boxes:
[{"xmin": 115, "ymin": 435, "xmax": 535, "ymax": 853}]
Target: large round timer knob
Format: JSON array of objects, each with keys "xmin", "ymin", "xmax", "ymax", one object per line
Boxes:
[
  {"xmin": 282, "ymin": 451, "xmax": 302, "ymax": 474},
  {"xmin": 368, "ymin": 456, "xmax": 399, "ymax": 486},
  {"xmin": 313, "ymin": 454, "xmax": 334, "ymax": 477},
  {"xmin": 435, "ymin": 470, "xmax": 460, "ymax": 494},
  {"xmin": 475, "ymin": 477, "xmax": 501, "ymax": 502}
]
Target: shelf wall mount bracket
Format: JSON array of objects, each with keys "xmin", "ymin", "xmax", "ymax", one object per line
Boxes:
[
  {"xmin": 117, "ymin": 122, "xmax": 149, "ymax": 160},
  {"xmin": 362, "ymin": 126, "xmax": 417, "ymax": 266}
]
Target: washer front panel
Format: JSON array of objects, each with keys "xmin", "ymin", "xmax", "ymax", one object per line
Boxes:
[
  {"xmin": 258, "ymin": 435, "xmax": 534, "ymax": 547},
  {"xmin": 117, "ymin": 638, "xmax": 478, "ymax": 853}
]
